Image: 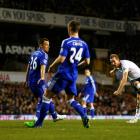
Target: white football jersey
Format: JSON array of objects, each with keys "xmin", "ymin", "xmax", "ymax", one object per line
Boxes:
[{"xmin": 115, "ymin": 60, "xmax": 140, "ymax": 81}]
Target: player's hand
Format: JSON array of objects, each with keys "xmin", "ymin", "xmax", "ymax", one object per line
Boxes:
[{"xmin": 113, "ymin": 90, "xmax": 121, "ymax": 96}]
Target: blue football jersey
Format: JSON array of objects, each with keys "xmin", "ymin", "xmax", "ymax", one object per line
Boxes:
[
  {"xmin": 83, "ymin": 76, "xmax": 96, "ymax": 95},
  {"xmin": 57, "ymin": 37, "xmax": 90, "ymax": 81},
  {"xmin": 28, "ymin": 48, "xmax": 48, "ymax": 84}
]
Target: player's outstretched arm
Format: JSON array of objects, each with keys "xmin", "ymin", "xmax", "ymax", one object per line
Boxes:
[
  {"xmin": 113, "ymin": 69, "xmax": 128, "ymax": 95},
  {"xmin": 48, "ymin": 55, "xmax": 66, "ymax": 72}
]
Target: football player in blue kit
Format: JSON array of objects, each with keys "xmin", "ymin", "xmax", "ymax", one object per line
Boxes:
[
  {"xmin": 24, "ymin": 38, "xmax": 63, "ymax": 127},
  {"xmin": 81, "ymin": 69, "xmax": 98, "ymax": 119},
  {"xmin": 30, "ymin": 20, "xmax": 90, "ymax": 128}
]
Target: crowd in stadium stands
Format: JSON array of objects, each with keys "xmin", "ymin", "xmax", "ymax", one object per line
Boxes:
[
  {"xmin": 95, "ymin": 86, "xmax": 136, "ymax": 115},
  {"xmin": 0, "ymin": 82, "xmax": 37, "ymax": 114},
  {"xmin": 0, "ymin": 82, "xmax": 136, "ymax": 116},
  {"xmin": 0, "ymin": 0, "xmax": 140, "ymax": 20}
]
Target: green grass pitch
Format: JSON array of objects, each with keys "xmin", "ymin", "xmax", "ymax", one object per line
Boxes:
[{"xmin": 0, "ymin": 120, "xmax": 140, "ymax": 140}]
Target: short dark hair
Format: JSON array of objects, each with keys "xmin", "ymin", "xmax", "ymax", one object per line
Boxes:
[
  {"xmin": 38, "ymin": 38, "xmax": 49, "ymax": 45},
  {"xmin": 110, "ymin": 54, "xmax": 120, "ymax": 60},
  {"xmin": 68, "ymin": 20, "xmax": 80, "ymax": 32}
]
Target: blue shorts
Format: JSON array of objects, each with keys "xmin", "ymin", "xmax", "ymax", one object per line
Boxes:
[
  {"xmin": 47, "ymin": 73, "xmax": 77, "ymax": 96},
  {"xmin": 83, "ymin": 93, "xmax": 94, "ymax": 103},
  {"xmin": 29, "ymin": 82, "xmax": 46, "ymax": 98}
]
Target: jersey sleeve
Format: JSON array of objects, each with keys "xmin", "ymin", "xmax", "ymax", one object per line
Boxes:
[
  {"xmin": 59, "ymin": 40, "xmax": 68, "ymax": 57},
  {"xmin": 40, "ymin": 53, "xmax": 48, "ymax": 65},
  {"xmin": 83, "ymin": 43, "xmax": 90, "ymax": 58}
]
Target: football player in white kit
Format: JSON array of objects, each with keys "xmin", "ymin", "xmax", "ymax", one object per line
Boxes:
[{"xmin": 110, "ymin": 54, "xmax": 140, "ymax": 123}]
